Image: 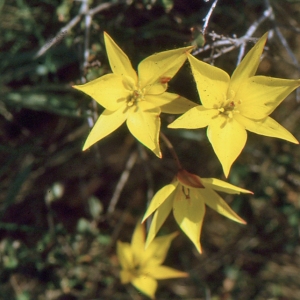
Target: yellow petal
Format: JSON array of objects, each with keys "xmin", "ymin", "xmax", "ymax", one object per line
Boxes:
[
  {"xmin": 168, "ymin": 105, "xmax": 218, "ymax": 129},
  {"xmin": 126, "ymin": 102, "xmax": 161, "ymax": 157},
  {"xmin": 117, "ymin": 241, "xmax": 134, "ymax": 270},
  {"xmin": 142, "ymin": 182, "xmax": 177, "ymax": 223},
  {"xmin": 237, "ymin": 76, "xmax": 300, "ymax": 119},
  {"xmin": 230, "ymin": 33, "xmax": 268, "ymax": 93},
  {"xmin": 207, "ymin": 115, "xmax": 247, "ymax": 177},
  {"xmin": 104, "ymin": 32, "xmax": 138, "ymax": 81},
  {"xmin": 83, "ymin": 107, "xmax": 127, "ymax": 150},
  {"xmin": 200, "ymin": 187, "xmax": 246, "ymax": 224},
  {"xmin": 173, "ymin": 187, "xmax": 205, "ymax": 253},
  {"xmin": 144, "ymin": 83, "xmax": 166, "ymax": 95},
  {"xmin": 201, "ymin": 178, "xmax": 253, "ymax": 194},
  {"xmin": 143, "ymin": 232, "xmax": 178, "ymax": 266},
  {"xmin": 131, "ymin": 223, "xmax": 146, "ymax": 265},
  {"xmin": 144, "ymin": 265, "xmax": 188, "ymax": 280},
  {"xmin": 132, "ymin": 275, "xmax": 157, "ymax": 299},
  {"xmin": 146, "ymin": 92, "xmax": 197, "ymax": 114},
  {"xmin": 73, "ymin": 74, "xmax": 129, "ymax": 111},
  {"xmin": 235, "ymin": 114, "xmax": 298, "ymax": 144},
  {"xmin": 145, "ymin": 196, "xmax": 173, "ymax": 249},
  {"xmin": 120, "ymin": 270, "xmax": 133, "ymax": 284},
  {"xmin": 138, "ymin": 46, "xmax": 194, "ymax": 88},
  {"xmin": 187, "ymin": 53, "xmax": 230, "ymax": 108}
]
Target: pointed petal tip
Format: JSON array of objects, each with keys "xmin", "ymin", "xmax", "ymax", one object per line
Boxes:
[
  {"xmin": 222, "ymin": 164, "xmax": 231, "ymax": 179},
  {"xmin": 185, "ymin": 45, "xmax": 195, "ymax": 54},
  {"xmin": 236, "ymin": 216, "xmax": 247, "ymax": 225},
  {"xmin": 167, "ymin": 122, "xmax": 182, "ymax": 129},
  {"xmin": 168, "ymin": 231, "xmax": 180, "ymax": 240},
  {"xmin": 180, "ymin": 272, "xmax": 190, "ymax": 278},
  {"xmin": 191, "ymin": 240, "xmax": 202, "ymax": 254},
  {"xmin": 173, "ymin": 230, "xmax": 180, "ymax": 237},
  {"xmin": 103, "ymin": 31, "xmax": 111, "ymax": 39},
  {"xmin": 141, "ymin": 215, "xmax": 147, "ymax": 224},
  {"xmin": 197, "ymin": 244, "xmax": 202, "ymax": 254},
  {"xmin": 153, "ymin": 148, "xmax": 162, "ymax": 158},
  {"xmin": 153, "ymin": 152, "xmax": 162, "ymax": 159},
  {"xmin": 238, "ymin": 188, "xmax": 254, "ymax": 195},
  {"xmin": 82, "ymin": 140, "xmax": 93, "ymax": 151}
]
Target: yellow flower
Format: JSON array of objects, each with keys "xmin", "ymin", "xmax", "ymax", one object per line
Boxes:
[
  {"xmin": 142, "ymin": 169, "xmax": 252, "ymax": 253},
  {"xmin": 169, "ymin": 33, "xmax": 299, "ymax": 176},
  {"xmin": 73, "ymin": 32, "xmax": 196, "ymax": 157},
  {"xmin": 117, "ymin": 222, "xmax": 188, "ymax": 299}
]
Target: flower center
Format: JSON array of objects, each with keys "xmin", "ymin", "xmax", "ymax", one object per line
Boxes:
[
  {"xmin": 126, "ymin": 88, "xmax": 145, "ymax": 107},
  {"xmin": 217, "ymin": 90, "xmax": 240, "ymax": 118},
  {"xmin": 130, "ymin": 264, "xmax": 141, "ymax": 277}
]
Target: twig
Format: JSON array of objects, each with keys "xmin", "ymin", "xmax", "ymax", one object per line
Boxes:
[
  {"xmin": 192, "ymin": 34, "xmax": 257, "ymax": 57},
  {"xmin": 34, "ymin": 1, "xmax": 118, "ymax": 58},
  {"xmin": 34, "ymin": 10, "xmax": 82, "ymax": 58},
  {"xmin": 138, "ymin": 144, "xmax": 154, "ymax": 203},
  {"xmin": 81, "ymin": 0, "xmax": 92, "ymax": 82},
  {"xmin": 107, "ymin": 151, "xmax": 138, "ymax": 214},
  {"xmin": 202, "ymin": 0, "xmax": 219, "ymax": 36},
  {"xmin": 105, "ymin": 207, "xmax": 130, "ymax": 254},
  {"xmin": 236, "ymin": 6, "xmax": 273, "ymax": 65},
  {"xmin": 192, "ymin": 7, "xmax": 272, "ymax": 63},
  {"xmin": 160, "ymin": 132, "xmax": 182, "ymax": 170},
  {"xmin": 89, "ymin": 2, "xmax": 115, "ymax": 16},
  {"xmin": 264, "ymin": 0, "xmax": 300, "ymax": 101},
  {"xmin": 138, "ymin": 144, "xmax": 154, "ymax": 231}
]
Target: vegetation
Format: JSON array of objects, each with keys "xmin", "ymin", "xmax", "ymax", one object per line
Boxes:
[{"xmin": 1, "ymin": 0, "xmax": 300, "ymax": 299}]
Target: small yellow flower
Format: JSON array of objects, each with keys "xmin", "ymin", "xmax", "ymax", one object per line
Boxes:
[
  {"xmin": 169, "ymin": 33, "xmax": 299, "ymax": 176},
  {"xmin": 73, "ymin": 32, "xmax": 196, "ymax": 157},
  {"xmin": 142, "ymin": 169, "xmax": 252, "ymax": 253},
  {"xmin": 117, "ymin": 222, "xmax": 188, "ymax": 299}
]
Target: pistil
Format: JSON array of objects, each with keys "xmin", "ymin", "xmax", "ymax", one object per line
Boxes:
[{"xmin": 126, "ymin": 89, "xmax": 144, "ymax": 107}]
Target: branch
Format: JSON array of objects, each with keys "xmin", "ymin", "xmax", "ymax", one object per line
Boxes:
[
  {"xmin": 107, "ymin": 151, "xmax": 138, "ymax": 214},
  {"xmin": 34, "ymin": 1, "xmax": 118, "ymax": 59},
  {"xmin": 192, "ymin": 7, "xmax": 272, "ymax": 63},
  {"xmin": 202, "ymin": 0, "xmax": 219, "ymax": 36}
]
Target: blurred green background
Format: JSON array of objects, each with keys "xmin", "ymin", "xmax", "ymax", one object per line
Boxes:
[{"xmin": 1, "ymin": 0, "xmax": 300, "ymax": 299}]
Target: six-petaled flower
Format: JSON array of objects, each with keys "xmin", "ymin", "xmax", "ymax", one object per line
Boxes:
[
  {"xmin": 169, "ymin": 33, "xmax": 299, "ymax": 176},
  {"xmin": 73, "ymin": 32, "xmax": 196, "ymax": 157},
  {"xmin": 117, "ymin": 222, "xmax": 188, "ymax": 299},
  {"xmin": 142, "ymin": 169, "xmax": 252, "ymax": 253}
]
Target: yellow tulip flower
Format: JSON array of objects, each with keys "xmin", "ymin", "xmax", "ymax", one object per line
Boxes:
[
  {"xmin": 74, "ymin": 32, "xmax": 196, "ymax": 157},
  {"xmin": 142, "ymin": 169, "xmax": 252, "ymax": 253},
  {"xmin": 169, "ymin": 33, "xmax": 299, "ymax": 176},
  {"xmin": 117, "ymin": 222, "xmax": 188, "ymax": 299}
]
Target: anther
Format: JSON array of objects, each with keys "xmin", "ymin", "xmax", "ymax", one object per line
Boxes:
[{"xmin": 182, "ymin": 186, "xmax": 191, "ymax": 199}]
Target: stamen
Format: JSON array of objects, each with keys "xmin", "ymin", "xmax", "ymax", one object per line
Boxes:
[
  {"xmin": 126, "ymin": 89, "xmax": 144, "ymax": 107},
  {"xmin": 127, "ymin": 100, "xmax": 134, "ymax": 107},
  {"xmin": 182, "ymin": 186, "xmax": 191, "ymax": 199}
]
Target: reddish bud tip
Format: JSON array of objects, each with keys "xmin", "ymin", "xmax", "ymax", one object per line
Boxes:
[{"xmin": 177, "ymin": 169, "xmax": 204, "ymax": 188}]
